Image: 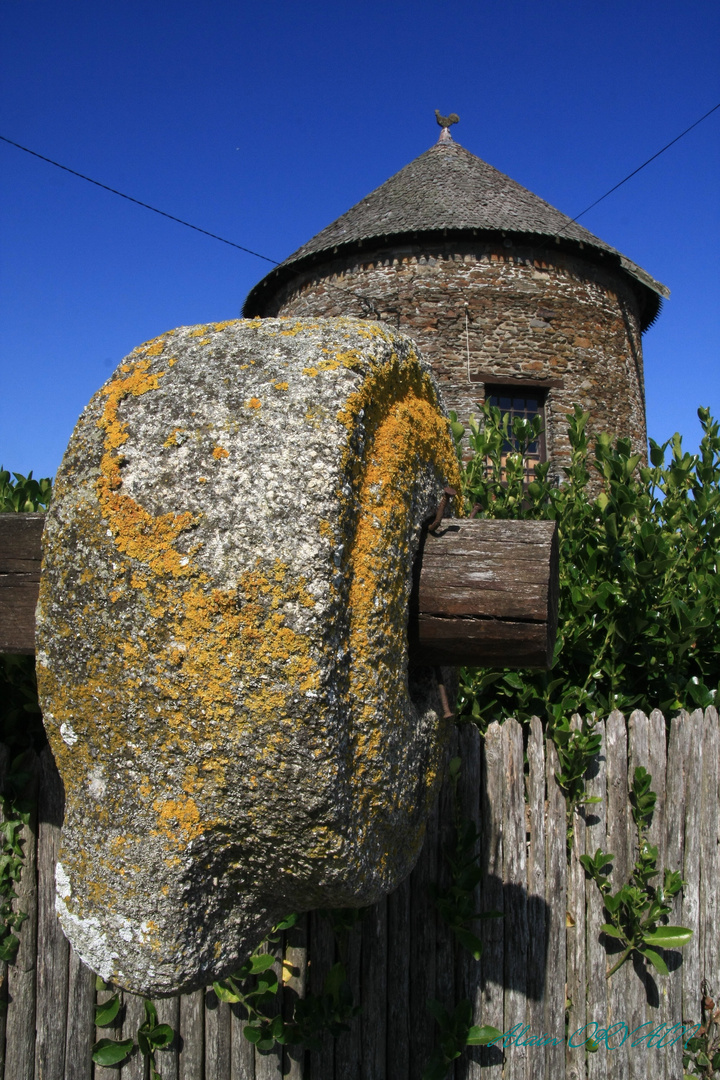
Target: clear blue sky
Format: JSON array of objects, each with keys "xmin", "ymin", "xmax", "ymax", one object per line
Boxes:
[{"xmin": 1, "ymin": 0, "xmax": 718, "ymax": 480}]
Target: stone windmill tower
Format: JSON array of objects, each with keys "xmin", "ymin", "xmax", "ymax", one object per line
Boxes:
[{"xmin": 243, "ymin": 117, "xmax": 668, "ymax": 475}]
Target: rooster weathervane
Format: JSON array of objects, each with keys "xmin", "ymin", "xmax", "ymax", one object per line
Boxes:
[
  {"xmin": 435, "ymin": 109, "xmax": 460, "ymax": 129},
  {"xmin": 435, "ymin": 110, "xmax": 459, "ymax": 142}
]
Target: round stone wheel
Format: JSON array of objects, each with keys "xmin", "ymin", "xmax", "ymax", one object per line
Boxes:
[{"xmin": 36, "ymin": 316, "xmax": 461, "ymax": 995}]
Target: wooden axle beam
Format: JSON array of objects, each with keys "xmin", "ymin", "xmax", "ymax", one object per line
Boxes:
[
  {"xmin": 409, "ymin": 518, "xmax": 558, "ymax": 668},
  {"xmin": 0, "ymin": 514, "xmax": 558, "ymax": 668}
]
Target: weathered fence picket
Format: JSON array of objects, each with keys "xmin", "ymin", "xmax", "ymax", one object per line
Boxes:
[
  {"xmin": 480, "ymin": 721, "xmax": 504, "ymax": 1080},
  {"xmin": 543, "ymin": 736, "xmax": 566, "ymax": 1079},
  {"xmin": 1, "ymin": 708, "xmax": 719, "ymax": 1079},
  {"xmin": 524, "ymin": 715, "xmax": 545, "ymax": 1080},
  {"xmin": 584, "ymin": 717, "xmax": 607, "ymax": 1080},
  {"xmin": 566, "ymin": 716, "xmax": 586, "ymax": 1080},
  {"xmin": 5, "ymin": 752, "xmax": 39, "ymax": 1080}
]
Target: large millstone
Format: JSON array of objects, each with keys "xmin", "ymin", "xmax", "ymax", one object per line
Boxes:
[{"xmin": 36, "ymin": 317, "xmax": 461, "ymax": 995}]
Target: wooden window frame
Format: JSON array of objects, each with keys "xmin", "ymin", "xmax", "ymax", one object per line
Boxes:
[{"xmin": 482, "ymin": 383, "xmax": 548, "ymax": 482}]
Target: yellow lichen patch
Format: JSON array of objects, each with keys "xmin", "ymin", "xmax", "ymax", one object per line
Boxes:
[
  {"xmin": 151, "ymin": 795, "xmax": 206, "ymax": 846},
  {"xmin": 353, "ymin": 323, "xmax": 393, "ymax": 342},
  {"xmin": 337, "ymin": 348, "xmax": 462, "ymax": 854},
  {"xmin": 302, "ymin": 352, "xmax": 360, "ymax": 377},
  {"xmin": 280, "ymin": 321, "xmax": 319, "ymax": 337},
  {"xmin": 163, "ymin": 427, "xmax": 186, "ymax": 447},
  {"xmin": 246, "ymin": 397, "xmax": 262, "ymax": 409},
  {"xmin": 304, "ymin": 404, "xmax": 329, "ymax": 429},
  {"xmin": 272, "ymin": 381, "xmax": 289, "ymax": 391},
  {"xmin": 131, "ymin": 330, "xmax": 175, "ymax": 357},
  {"xmin": 189, "ymin": 325, "xmax": 209, "ymax": 338},
  {"xmin": 212, "ymin": 320, "xmax": 238, "ymax": 333},
  {"xmin": 330, "ymin": 350, "xmax": 363, "ymax": 370},
  {"xmin": 145, "ymin": 337, "xmax": 172, "ymax": 357},
  {"xmin": 212, "ymin": 446, "xmax": 229, "ymax": 460}
]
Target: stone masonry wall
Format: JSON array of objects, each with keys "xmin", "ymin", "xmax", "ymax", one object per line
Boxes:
[{"xmin": 262, "ymin": 240, "xmax": 647, "ymax": 476}]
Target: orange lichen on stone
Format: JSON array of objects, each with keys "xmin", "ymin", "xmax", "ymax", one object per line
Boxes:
[
  {"xmin": 280, "ymin": 321, "xmax": 319, "ymax": 337},
  {"xmin": 212, "ymin": 446, "xmax": 229, "ymax": 459},
  {"xmin": 163, "ymin": 427, "xmax": 185, "ymax": 447},
  {"xmin": 336, "ymin": 346, "xmax": 461, "ymax": 836},
  {"xmin": 246, "ymin": 397, "xmax": 262, "ymax": 409},
  {"xmin": 152, "ymin": 795, "xmax": 206, "ymax": 846}
]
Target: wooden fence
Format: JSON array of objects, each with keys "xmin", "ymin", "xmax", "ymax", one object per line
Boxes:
[{"xmin": 2, "ymin": 707, "xmax": 718, "ymax": 1080}]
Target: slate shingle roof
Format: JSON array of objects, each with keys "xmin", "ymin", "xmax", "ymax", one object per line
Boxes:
[{"xmin": 244, "ymin": 137, "xmax": 668, "ymax": 325}]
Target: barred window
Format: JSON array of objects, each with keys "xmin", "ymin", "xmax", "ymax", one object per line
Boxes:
[{"xmin": 486, "ymin": 388, "xmax": 546, "ymax": 481}]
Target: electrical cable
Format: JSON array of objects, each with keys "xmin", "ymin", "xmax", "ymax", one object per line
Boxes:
[
  {"xmin": 0, "ymin": 133, "xmax": 281, "ymax": 265},
  {"xmin": 2, "ymin": 101, "xmax": 718, "ymax": 277},
  {"xmin": 569, "ymin": 102, "xmax": 720, "ymax": 225}
]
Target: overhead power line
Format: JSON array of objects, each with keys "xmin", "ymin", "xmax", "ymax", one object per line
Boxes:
[
  {"xmin": 570, "ymin": 102, "xmax": 720, "ymax": 225},
  {"xmin": 1, "ymin": 102, "xmax": 718, "ymax": 270},
  {"xmin": 0, "ymin": 133, "xmax": 280, "ymax": 265}
]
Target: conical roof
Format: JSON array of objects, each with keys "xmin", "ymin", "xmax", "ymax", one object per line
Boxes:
[{"xmin": 244, "ymin": 136, "xmax": 668, "ymax": 326}]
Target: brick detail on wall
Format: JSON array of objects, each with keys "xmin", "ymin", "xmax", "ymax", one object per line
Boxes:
[{"xmin": 261, "ymin": 240, "xmax": 647, "ymax": 477}]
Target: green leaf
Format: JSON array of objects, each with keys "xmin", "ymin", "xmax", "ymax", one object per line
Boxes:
[
  {"xmin": 249, "ymin": 953, "xmax": 276, "ymax": 974},
  {"xmin": 143, "ymin": 998, "xmax": 158, "ymax": 1028},
  {"xmin": 642, "ymin": 926, "xmax": 693, "ymax": 948},
  {"xmin": 639, "ymin": 947, "xmax": 669, "ymax": 976},
  {"xmin": 243, "ymin": 1025, "xmax": 263, "ymax": 1044},
  {"xmin": 270, "ymin": 1015, "xmax": 285, "ymax": 1039},
  {"xmin": 213, "ymin": 980, "xmax": 243, "ymax": 1003},
  {"xmin": 94, "ymin": 994, "xmax": 121, "ymax": 1026},
  {"xmin": 149, "ymin": 1024, "xmax": 174, "ymax": 1050},
  {"xmin": 600, "ymin": 924, "xmax": 624, "ymax": 940},
  {"xmin": 272, "ymin": 913, "xmax": 298, "ymax": 932},
  {"xmin": 255, "ymin": 971, "xmax": 278, "ymax": 994},
  {"xmin": 0, "ymin": 935, "xmax": 20, "ymax": 962},
  {"xmin": 467, "ymin": 1024, "xmax": 503, "ymax": 1045},
  {"xmin": 453, "ymin": 927, "xmax": 483, "ymax": 960},
  {"xmin": 91, "ymin": 1038, "xmax": 135, "ymax": 1065}
]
